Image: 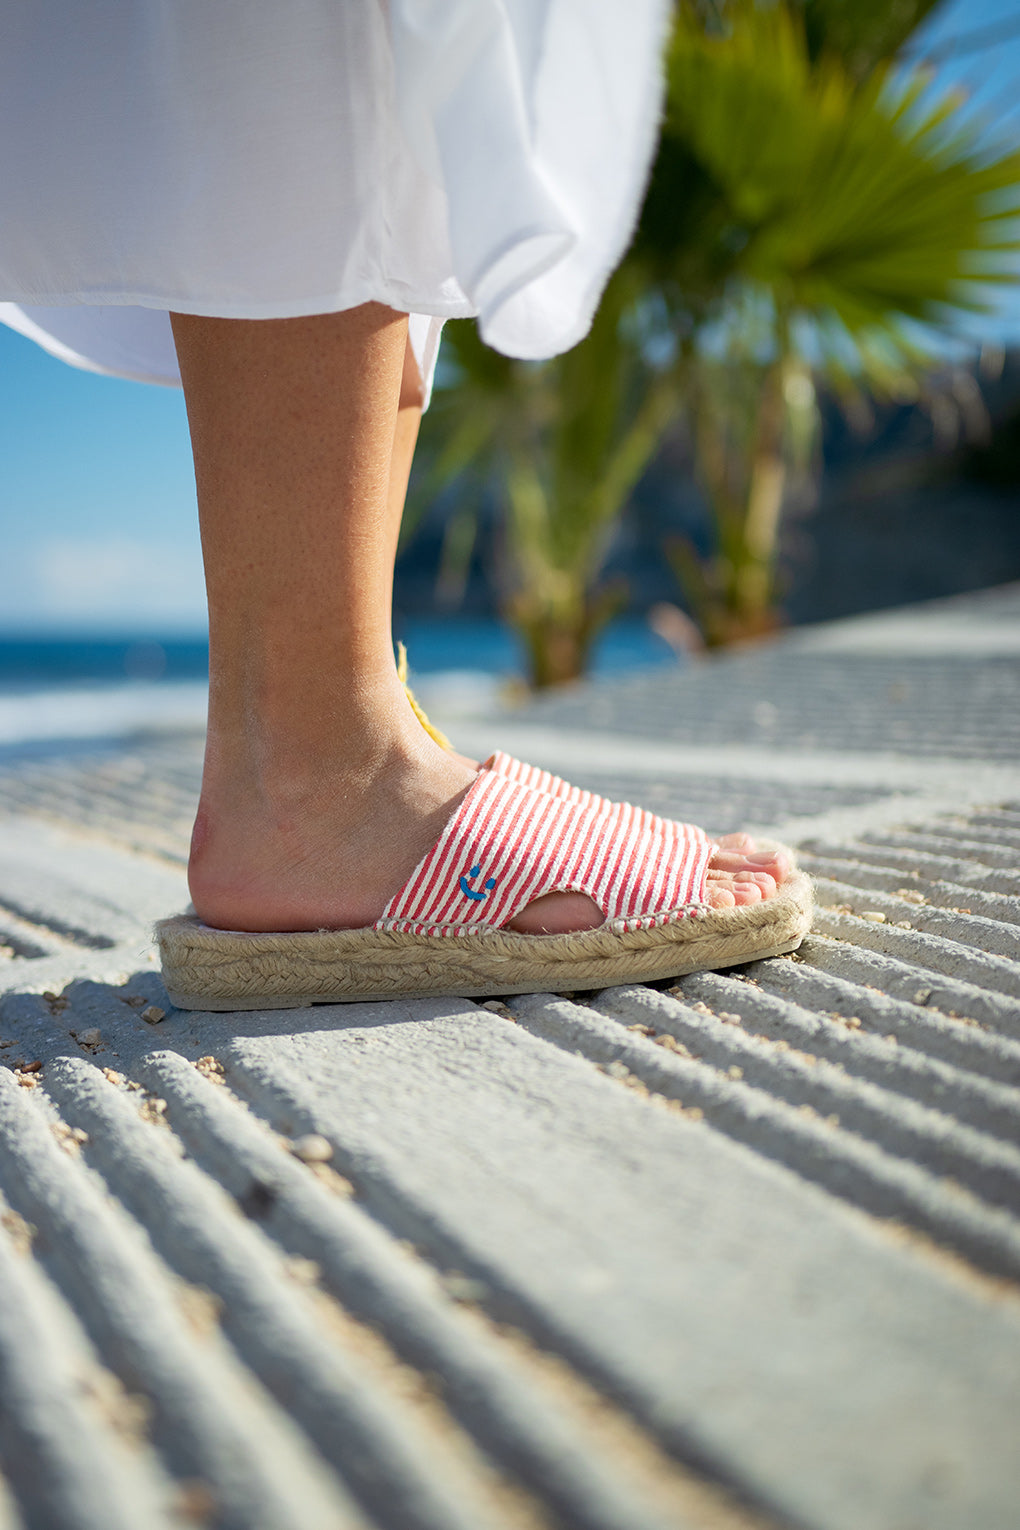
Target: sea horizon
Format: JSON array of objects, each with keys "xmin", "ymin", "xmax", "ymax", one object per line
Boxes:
[{"xmin": 0, "ymin": 615, "xmax": 680, "ymax": 752}]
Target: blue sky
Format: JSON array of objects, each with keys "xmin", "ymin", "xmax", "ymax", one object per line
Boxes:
[
  {"xmin": 0, "ymin": 341, "xmax": 203, "ymax": 632},
  {"xmin": 1, "ymin": 0, "xmax": 1019, "ymax": 635}
]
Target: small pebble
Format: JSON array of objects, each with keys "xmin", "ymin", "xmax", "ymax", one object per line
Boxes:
[
  {"xmin": 174, "ymin": 1480, "xmax": 216, "ymax": 1524},
  {"xmin": 291, "ymin": 1134, "xmax": 333, "ymax": 1164},
  {"xmin": 606, "ymin": 1060, "xmax": 630, "ymax": 1079},
  {"xmin": 141, "ymin": 1006, "xmax": 166, "ymax": 1025},
  {"xmin": 308, "ymin": 1163, "xmax": 355, "ymax": 1195},
  {"xmin": 51, "ymin": 1123, "xmax": 88, "ymax": 1153},
  {"xmin": 16, "ymin": 1060, "xmax": 42, "ymax": 1074},
  {"xmin": 285, "ymin": 1256, "xmax": 321, "ymax": 1285},
  {"xmin": 440, "ymin": 1272, "xmax": 489, "ymax": 1303},
  {"xmin": 78, "ymin": 1029, "xmax": 101, "ymax": 1047},
  {"xmin": 727, "ymin": 1065, "xmax": 744, "ymax": 1080},
  {"xmin": 860, "ymin": 911, "xmax": 886, "ymax": 923},
  {"xmin": 894, "ymin": 920, "xmax": 913, "ymax": 930}
]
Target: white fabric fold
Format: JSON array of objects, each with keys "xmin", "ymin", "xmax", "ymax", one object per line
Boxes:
[
  {"xmin": 0, "ymin": 0, "xmax": 671, "ymax": 387},
  {"xmin": 390, "ymin": 0, "xmax": 671, "ymax": 358}
]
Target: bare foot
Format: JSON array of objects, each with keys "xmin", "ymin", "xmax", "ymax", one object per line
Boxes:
[{"xmin": 189, "ymin": 713, "xmax": 788, "ymax": 934}]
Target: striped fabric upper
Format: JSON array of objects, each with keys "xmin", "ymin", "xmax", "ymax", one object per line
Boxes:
[
  {"xmin": 484, "ymin": 752, "xmax": 709, "ymax": 843},
  {"xmin": 376, "ymin": 771, "xmax": 713, "ymax": 937}
]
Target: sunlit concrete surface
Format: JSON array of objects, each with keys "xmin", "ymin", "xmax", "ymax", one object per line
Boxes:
[{"xmin": 0, "ymin": 583, "xmax": 1018, "ymax": 1530}]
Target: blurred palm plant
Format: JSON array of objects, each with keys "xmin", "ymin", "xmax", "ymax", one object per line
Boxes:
[
  {"xmin": 414, "ymin": 0, "xmax": 1020, "ymax": 677},
  {"xmin": 643, "ymin": 0, "xmax": 1020, "ymax": 642},
  {"xmin": 420, "ymin": 271, "xmax": 679, "ymax": 686}
]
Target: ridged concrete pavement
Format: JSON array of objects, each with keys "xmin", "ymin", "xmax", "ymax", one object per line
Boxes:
[{"xmin": 0, "ymin": 584, "xmax": 1018, "ymax": 1530}]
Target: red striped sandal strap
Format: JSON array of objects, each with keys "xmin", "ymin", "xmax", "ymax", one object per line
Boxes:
[
  {"xmin": 375, "ymin": 771, "xmax": 712, "ymax": 936},
  {"xmin": 483, "ymin": 751, "xmax": 709, "ymax": 844}
]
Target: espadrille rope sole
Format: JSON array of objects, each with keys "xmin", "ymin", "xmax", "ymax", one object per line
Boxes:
[{"xmin": 155, "ymin": 866, "xmax": 813, "ymax": 1011}]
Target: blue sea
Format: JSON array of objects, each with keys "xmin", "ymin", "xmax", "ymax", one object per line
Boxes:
[{"xmin": 0, "ymin": 617, "xmax": 678, "ymax": 753}]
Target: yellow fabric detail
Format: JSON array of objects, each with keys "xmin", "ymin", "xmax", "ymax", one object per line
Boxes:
[{"xmin": 396, "ymin": 641, "xmax": 454, "ymax": 751}]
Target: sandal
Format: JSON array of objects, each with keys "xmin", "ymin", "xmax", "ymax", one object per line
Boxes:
[{"xmin": 156, "ymin": 767, "xmax": 813, "ymax": 1011}]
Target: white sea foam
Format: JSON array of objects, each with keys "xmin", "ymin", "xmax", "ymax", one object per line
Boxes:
[{"xmin": 0, "ymin": 681, "xmax": 209, "ymax": 746}]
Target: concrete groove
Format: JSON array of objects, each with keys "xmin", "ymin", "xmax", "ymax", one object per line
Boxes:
[
  {"xmin": 144, "ymin": 1016, "xmax": 860, "ymax": 1530},
  {"xmin": 0, "ymin": 744, "xmax": 201, "ymax": 869},
  {"xmin": 0, "ymin": 897, "xmax": 116, "ymax": 951},
  {"xmin": 132, "ymin": 1047, "xmax": 729, "ymax": 1530},
  {"xmin": 796, "ymin": 935, "xmax": 1020, "ymax": 1032},
  {"xmin": 592, "ymin": 986, "xmax": 1020, "ymax": 1213},
  {"xmin": 804, "ymin": 838, "xmax": 1020, "ymax": 895},
  {"xmin": 152, "ymin": 993, "xmax": 1020, "ymax": 1530},
  {"xmin": 0, "ymin": 1199, "xmax": 176, "ymax": 1530},
  {"xmin": 809, "ymin": 876, "xmax": 1020, "ymax": 957},
  {"xmin": 966, "ymin": 812, "xmax": 1020, "ymax": 832},
  {"xmin": 807, "ymin": 910, "xmax": 1020, "ymax": 1002},
  {"xmin": 922, "ymin": 823, "xmax": 1020, "ymax": 852},
  {"xmin": 678, "ymin": 967, "xmax": 1020, "ymax": 1136},
  {"xmin": 505, "ymin": 994, "xmax": 1020, "ymax": 1282},
  {"xmin": 0, "ymin": 1476, "xmax": 25, "ymax": 1530},
  {"xmin": 0, "ymin": 986, "xmax": 769, "ymax": 1530},
  {"xmin": 0, "ymin": 1071, "xmax": 367, "ymax": 1530},
  {"xmin": 795, "ymin": 853, "xmax": 1020, "ymax": 926},
  {"xmin": 37, "ymin": 1055, "xmax": 528, "ymax": 1530},
  {"xmin": 0, "ymin": 909, "xmax": 62, "ymax": 961},
  {"xmin": 2, "ymin": 590, "xmax": 1020, "ymax": 1530},
  {"xmin": 758, "ymin": 950, "xmax": 1020, "ymax": 1083},
  {"xmin": 865, "ymin": 830, "xmax": 1020, "ymax": 867}
]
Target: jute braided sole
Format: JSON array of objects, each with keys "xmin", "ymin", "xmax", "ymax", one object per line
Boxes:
[{"xmin": 156, "ymin": 868, "xmax": 813, "ymax": 1011}]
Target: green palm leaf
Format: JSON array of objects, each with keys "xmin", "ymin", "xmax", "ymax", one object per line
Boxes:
[{"xmin": 416, "ymin": 0, "xmax": 1020, "ymax": 676}]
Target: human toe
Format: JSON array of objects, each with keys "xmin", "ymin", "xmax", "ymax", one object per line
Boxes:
[
  {"xmin": 710, "ymin": 849, "xmax": 765, "ymax": 873},
  {"xmin": 710, "ymin": 847, "xmax": 788, "ymax": 882},
  {"xmin": 732, "ymin": 869, "xmax": 779, "ymax": 893},
  {"xmin": 716, "ymin": 831, "xmax": 756, "ymax": 852},
  {"xmin": 506, "ymin": 891, "xmax": 604, "ymax": 935}
]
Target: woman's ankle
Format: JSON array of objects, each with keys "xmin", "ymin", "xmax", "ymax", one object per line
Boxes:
[{"xmin": 187, "ymin": 733, "xmax": 477, "ymax": 932}]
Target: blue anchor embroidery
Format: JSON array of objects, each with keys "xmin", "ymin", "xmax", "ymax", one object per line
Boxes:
[{"xmin": 459, "ymin": 864, "xmax": 497, "ymax": 901}]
